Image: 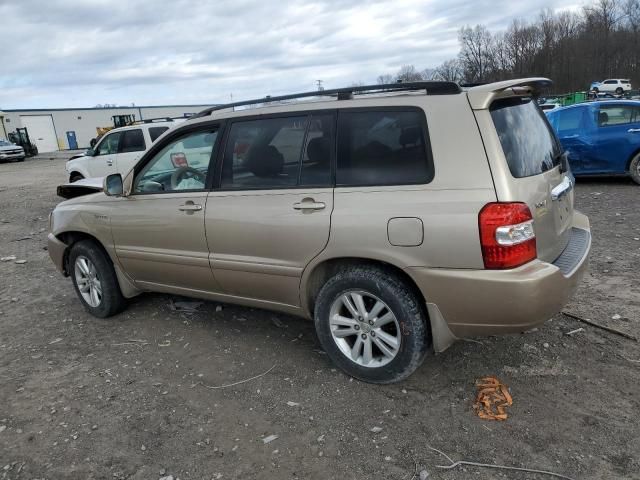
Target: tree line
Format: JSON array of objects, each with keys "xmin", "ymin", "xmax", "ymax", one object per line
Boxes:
[{"xmin": 376, "ymin": 0, "xmax": 640, "ymax": 93}]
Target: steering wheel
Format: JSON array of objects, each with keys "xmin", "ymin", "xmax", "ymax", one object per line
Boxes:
[{"xmin": 170, "ymin": 166, "xmax": 206, "ymax": 189}]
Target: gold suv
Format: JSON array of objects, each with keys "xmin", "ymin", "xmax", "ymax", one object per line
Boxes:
[{"xmin": 48, "ymin": 79, "xmax": 591, "ymax": 383}]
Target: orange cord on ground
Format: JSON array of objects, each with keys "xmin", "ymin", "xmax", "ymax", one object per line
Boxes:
[{"xmin": 473, "ymin": 376, "xmax": 513, "ymax": 421}]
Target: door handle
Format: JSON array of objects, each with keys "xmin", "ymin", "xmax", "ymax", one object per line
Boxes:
[
  {"xmin": 293, "ymin": 199, "xmax": 326, "ymax": 211},
  {"xmin": 551, "ymin": 175, "xmax": 574, "ymax": 201},
  {"xmin": 561, "ymin": 134, "xmax": 579, "ymax": 139},
  {"xmin": 178, "ymin": 203, "xmax": 203, "ymax": 212},
  {"xmin": 628, "ymin": 128, "xmax": 640, "ymax": 133},
  {"xmin": 106, "ymin": 160, "xmax": 114, "ymax": 166}
]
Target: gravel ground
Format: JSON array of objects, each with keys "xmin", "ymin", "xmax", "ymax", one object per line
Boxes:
[{"xmin": 0, "ymin": 156, "xmax": 638, "ymax": 480}]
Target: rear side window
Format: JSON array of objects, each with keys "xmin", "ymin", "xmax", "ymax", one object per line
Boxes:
[
  {"xmin": 490, "ymin": 97, "xmax": 561, "ymax": 178},
  {"xmin": 336, "ymin": 110, "xmax": 432, "ymax": 186},
  {"xmin": 149, "ymin": 126, "xmax": 169, "ymax": 142},
  {"xmin": 598, "ymin": 105, "xmax": 636, "ymax": 126},
  {"xmin": 119, "ymin": 129, "xmax": 146, "ymax": 153},
  {"xmin": 221, "ymin": 116, "xmax": 307, "ymax": 189}
]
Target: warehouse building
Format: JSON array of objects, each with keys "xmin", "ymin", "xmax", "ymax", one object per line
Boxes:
[{"xmin": 0, "ymin": 104, "xmax": 214, "ymax": 153}]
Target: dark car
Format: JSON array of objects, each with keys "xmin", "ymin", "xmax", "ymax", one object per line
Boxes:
[{"xmin": 546, "ymin": 101, "xmax": 640, "ymax": 184}]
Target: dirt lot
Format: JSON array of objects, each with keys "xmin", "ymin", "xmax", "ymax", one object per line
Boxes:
[{"xmin": 0, "ymin": 155, "xmax": 638, "ymax": 480}]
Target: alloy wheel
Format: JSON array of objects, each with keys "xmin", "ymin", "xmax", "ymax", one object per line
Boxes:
[
  {"xmin": 74, "ymin": 255, "xmax": 102, "ymax": 307},
  {"xmin": 329, "ymin": 290, "xmax": 401, "ymax": 368}
]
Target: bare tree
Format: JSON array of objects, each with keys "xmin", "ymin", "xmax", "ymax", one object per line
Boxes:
[
  {"xmin": 458, "ymin": 25, "xmax": 494, "ymax": 82},
  {"xmin": 395, "ymin": 65, "xmax": 425, "ymax": 82},
  {"xmin": 376, "ymin": 74, "xmax": 394, "ymax": 84},
  {"xmin": 434, "ymin": 59, "xmax": 463, "ymax": 82}
]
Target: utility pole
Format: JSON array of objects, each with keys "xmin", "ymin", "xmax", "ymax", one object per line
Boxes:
[{"xmin": 316, "ymin": 80, "xmax": 324, "ymax": 91}]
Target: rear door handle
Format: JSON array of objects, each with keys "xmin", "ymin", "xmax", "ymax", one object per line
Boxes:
[
  {"xmin": 106, "ymin": 160, "xmax": 114, "ymax": 166},
  {"xmin": 293, "ymin": 199, "xmax": 326, "ymax": 211},
  {"xmin": 628, "ymin": 128, "xmax": 640, "ymax": 133},
  {"xmin": 178, "ymin": 203, "xmax": 203, "ymax": 212}
]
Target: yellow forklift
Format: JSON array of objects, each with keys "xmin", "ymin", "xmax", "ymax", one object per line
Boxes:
[{"xmin": 89, "ymin": 114, "xmax": 136, "ymax": 147}]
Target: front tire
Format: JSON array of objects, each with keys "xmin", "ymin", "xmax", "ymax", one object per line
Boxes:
[
  {"xmin": 68, "ymin": 240, "xmax": 126, "ymax": 318},
  {"xmin": 629, "ymin": 154, "xmax": 640, "ymax": 185},
  {"xmin": 314, "ymin": 266, "xmax": 430, "ymax": 384}
]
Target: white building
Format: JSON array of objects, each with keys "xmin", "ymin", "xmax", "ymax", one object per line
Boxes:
[{"xmin": 0, "ymin": 104, "xmax": 214, "ymax": 153}]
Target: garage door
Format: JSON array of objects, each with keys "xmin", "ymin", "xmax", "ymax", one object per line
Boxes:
[{"xmin": 20, "ymin": 115, "xmax": 58, "ymax": 152}]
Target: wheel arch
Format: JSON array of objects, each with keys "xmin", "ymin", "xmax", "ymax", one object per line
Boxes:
[
  {"xmin": 625, "ymin": 147, "xmax": 640, "ymax": 171},
  {"xmin": 56, "ymin": 230, "xmax": 140, "ymax": 298},
  {"xmin": 302, "ymin": 256, "xmax": 427, "ymax": 319}
]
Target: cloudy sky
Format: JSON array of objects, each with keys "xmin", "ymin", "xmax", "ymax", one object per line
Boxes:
[{"xmin": 1, "ymin": 0, "xmax": 582, "ymax": 109}]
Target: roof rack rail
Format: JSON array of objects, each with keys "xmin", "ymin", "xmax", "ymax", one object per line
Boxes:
[{"xmin": 190, "ymin": 81, "xmax": 461, "ymax": 119}]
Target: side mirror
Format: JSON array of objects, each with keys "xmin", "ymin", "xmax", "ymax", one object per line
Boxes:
[
  {"xmin": 104, "ymin": 173, "xmax": 124, "ymax": 197},
  {"xmin": 86, "ymin": 148, "xmax": 95, "ymax": 157}
]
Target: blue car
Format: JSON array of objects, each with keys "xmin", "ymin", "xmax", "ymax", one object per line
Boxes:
[{"xmin": 546, "ymin": 101, "xmax": 640, "ymax": 184}]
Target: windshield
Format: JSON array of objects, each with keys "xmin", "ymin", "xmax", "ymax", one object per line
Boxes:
[
  {"xmin": 0, "ymin": 140, "xmax": 12, "ymax": 147},
  {"xmin": 490, "ymin": 97, "xmax": 562, "ymax": 178}
]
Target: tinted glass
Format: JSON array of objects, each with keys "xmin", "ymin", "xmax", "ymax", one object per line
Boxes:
[
  {"xmin": 336, "ymin": 110, "xmax": 431, "ymax": 186},
  {"xmin": 96, "ymin": 132, "xmax": 121, "ymax": 156},
  {"xmin": 598, "ymin": 105, "xmax": 635, "ymax": 126},
  {"xmin": 300, "ymin": 114, "xmax": 333, "ymax": 186},
  {"xmin": 134, "ymin": 130, "xmax": 217, "ymax": 193},
  {"xmin": 221, "ymin": 116, "xmax": 307, "ymax": 189},
  {"xmin": 491, "ymin": 97, "xmax": 561, "ymax": 178},
  {"xmin": 603, "ymin": 80, "xmax": 617, "ymax": 85},
  {"xmin": 149, "ymin": 126, "xmax": 169, "ymax": 142},
  {"xmin": 119, "ymin": 129, "xmax": 145, "ymax": 153}
]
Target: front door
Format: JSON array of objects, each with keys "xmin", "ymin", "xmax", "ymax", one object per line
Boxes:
[
  {"xmin": 116, "ymin": 128, "xmax": 147, "ymax": 176},
  {"xmin": 206, "ymin": 113, "xmax": 334, "ymax": 307},
  {"xmin": 90, "ymin": 131, "xmax": 121, "ymax": 177},
  {"xmin": 110, "ymin": 126, "xmax": 222, "ymax": 294}
]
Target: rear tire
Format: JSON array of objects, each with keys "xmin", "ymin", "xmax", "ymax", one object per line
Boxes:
[
  {"xmin": 313, "ymin": 266, "xmax": 430, "ymax": 384},
  {"xmin": 68, "ymin": 240, "xmax": 126, "ymax": 318},
  {"xmin": 615, "ymin": 87, "xmax": 623, "ymax": 95},
  {"xmin": 629, "ymin": 154, "xmax": 640, "ymax": 185},
  {"xmin": 70, "ymin": 173, "xmax": 84, "ymax": 183}
]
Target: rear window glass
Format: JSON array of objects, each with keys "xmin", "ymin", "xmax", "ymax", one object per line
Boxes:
[
  {"xmin": 149, "ymin": 126, "xmax": 169, "ymax": 142},
  {"xmin": 490, "ymin": 97, "xmax": 561, "ymax": 178},
  {"xmin": 336, "ymin": 110, "xmax": 432, "ymax": 186}
]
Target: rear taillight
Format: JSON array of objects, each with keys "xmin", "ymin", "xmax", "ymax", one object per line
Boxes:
[{"xmin": 479, "ymin": 202, "xmax": 537, "ymax": 269}]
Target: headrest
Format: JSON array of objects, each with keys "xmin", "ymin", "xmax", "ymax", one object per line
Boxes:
[
  {"xmin": 307, "ymin": 137, "xmax": 331, "ymax": 164},
  {"xmin": 399, "ymin": 126, "xmax": 421, "ymax": 147},
  {"xmin": 246, "ymin": 145, "xmax": 284, "ymax": 177}
]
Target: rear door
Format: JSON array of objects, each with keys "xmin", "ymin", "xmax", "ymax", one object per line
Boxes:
[
  {"xmin": 594, "ymin": 103, "xmax": 640, "ymax": 174},
  {"xmin": 205, "ymin": 113, "xmax": 334, "ymax": 307},
  {"xmin": 486, "ymin": 96, "xmax": 573, "ymax": 263},
  {"xmin": 116, "ymin": 128, "xmax": 146, "ymax": 176}
]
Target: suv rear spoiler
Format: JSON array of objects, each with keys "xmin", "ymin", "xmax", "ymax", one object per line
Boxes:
[{"xmin": 466, "ymin": 78, "xmax": 552, "ymax": 110}]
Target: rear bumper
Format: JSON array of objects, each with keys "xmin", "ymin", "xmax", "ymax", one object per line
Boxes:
[
  {"xmin": 48, "ymin": 233, "xmax": 68, "ymax": 275},
  {"xmin": 408, "ymin": 212, "xmax": 591, "ymax": 348}
]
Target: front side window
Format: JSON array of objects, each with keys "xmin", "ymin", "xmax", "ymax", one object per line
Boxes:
[
  {"xmin": 336, "ymin": 110, "xmax": 432, "ymax": 186},
  {"xmin": 491, "ymin": 97, "xmax": 561, "ymax": 178},
  {"xmin": 603, "ymin": 80, "xmax": 617, "ymax": 85},
  {"xmin": 119, "ymin": 129, "xmax": 146, "ymax": 153},
  {"xmin": 598, "ymin": 105, "xmax": 636, "ymax": 127},
  {"xmin": 134, "ymin": 129, "xmax": 217, "ymax": 193},
  {"xmin": 221, "ymin": 116, "xmax": 307, "ymax": 189},
  {"xmin": 96, "ymin": 132, "xmax": 121, "ymax": 156}
]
